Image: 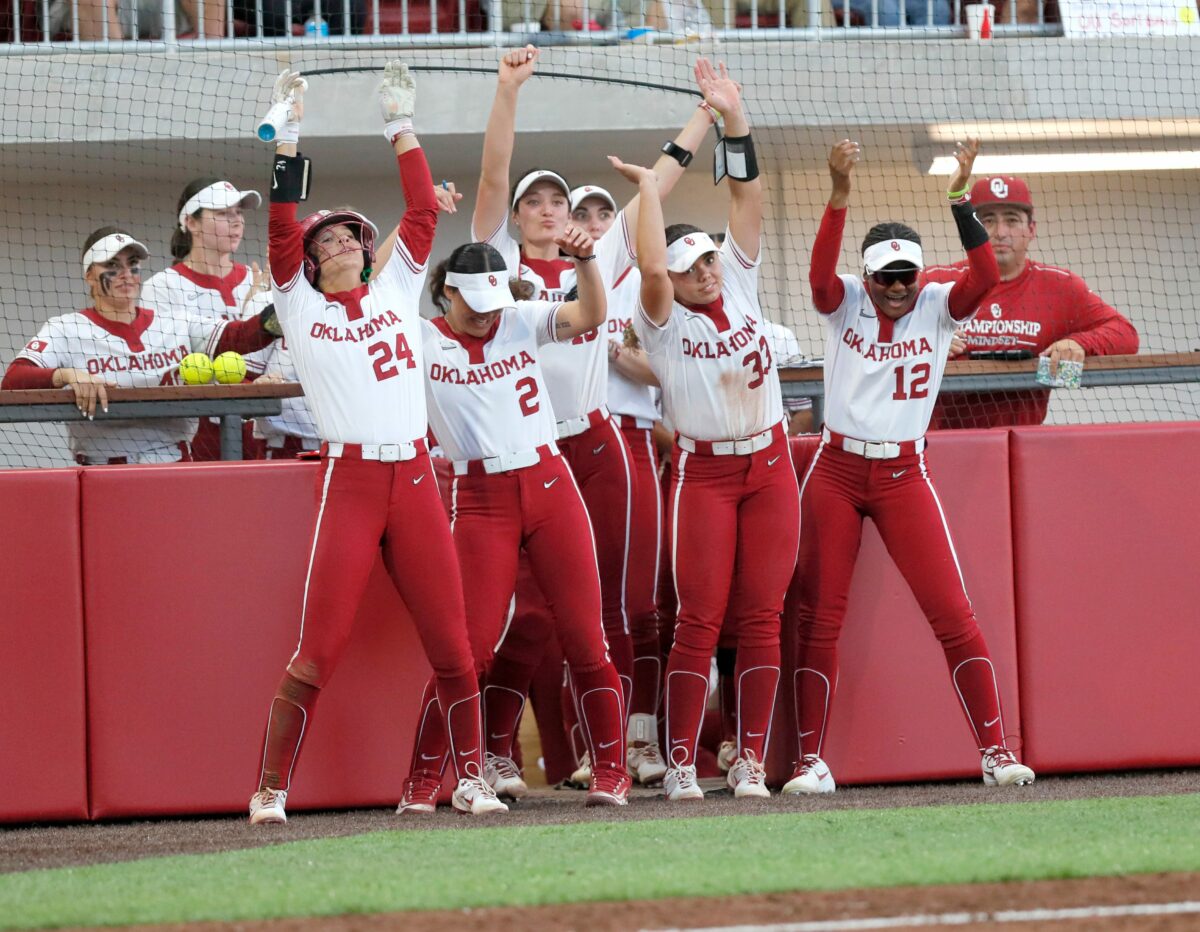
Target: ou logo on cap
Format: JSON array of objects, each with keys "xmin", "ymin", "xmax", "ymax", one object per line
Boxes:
[
  {"xmin": 115, "ymin": 234, "xmax": 126, "ymax": 243},
  {"xmin": 684, "ymin": 236, "xmax": 695, "ymax": 245},
  {"xmin": 890, "ymin": 241, "xmax": 901, "ymax": 251},
  {"xmin": 990, "ymin": 177, "xmax": 1009, "ymax": 198},
  {"xmin": 488, "ymin": 274, "xmax": 497, "ymax": 286}
]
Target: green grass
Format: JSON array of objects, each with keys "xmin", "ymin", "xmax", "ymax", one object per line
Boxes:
[{"xmin": 3, "ymin": 795, "xmax": 1199, "ymax": 930}]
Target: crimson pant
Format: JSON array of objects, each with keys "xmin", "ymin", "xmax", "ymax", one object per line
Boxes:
[
  {"xmin": 789, "ymin": 441, "xmax": 1007, "ymax": 761},
  {"xmin": 406, "ymin": 451, "xmax": 625, "ymax": 780},
  {"xmin": 618, "ymin": 422, "xmax": 664, "ymax": 720},
  {"xmin": 665, "ymin": 425, "xmax": 800, "ymax": 769}
]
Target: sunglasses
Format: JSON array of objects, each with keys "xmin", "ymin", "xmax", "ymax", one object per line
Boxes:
[{"xmin": 870, "ymin": 267, "xmax": 919, "ymax": 287}]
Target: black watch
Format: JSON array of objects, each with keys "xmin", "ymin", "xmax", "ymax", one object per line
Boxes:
[{"xmin": 661, "ymin": 140, "xmax": 694, "ymax": 168}]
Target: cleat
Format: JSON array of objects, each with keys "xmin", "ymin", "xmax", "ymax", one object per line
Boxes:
[
  {"xmin": 782, "ymin": 754, "xmax": 836, "ymax": 795},
  {"xmin": 627, "ymin": 743, "xmax": 669, "ymax": 786},
  {"xmin": 396, "ymin": 771, "xmax": 442, "ymax": 814},
  {"xmin": 484, "ymin": 752, "xmax": 528, "ymax": 799},
  {"xmin": 587, "ymin": 765, "xmax": 633, "ymax": 807},
  {"xmin": 717, "ymin": 739, "xmax": 737, "ymax": 773},
  {"xmin": 451, "ymin": 776, "xmax": 510, "ymax": 815},
  {"xmin": 663, "ymin": 764, "xmax": 705, "ymax": 802},
  {"xmin": 567, "ymin": 751, "xmax": 592, "ymax": 789},
  {"xmin": 726, "ymin": 754, "xmax": 770, "ymax": 799},
  {"xmin": 982, "ymin": 746, "xmax": 1036, "ymax": 787},
  {"xmin": 249, "ymin": 788, "xmax": 288, "ymax": 825}
]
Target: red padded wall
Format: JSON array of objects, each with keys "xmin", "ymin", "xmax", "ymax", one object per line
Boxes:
[
  {"xmin": 0, "ymin": 468, "xmax": 89, "ymax": 822},
  {"xmin": 1010, "ymin": 423, "xmax": 1200, "ymax": 773},
  {"xmin": 82, "ymin": 462, "xmax": 430, "ymax": 819},
  {"xmin": 772, "ymin": 431, "xmax": 1021, "ymax": 786}
]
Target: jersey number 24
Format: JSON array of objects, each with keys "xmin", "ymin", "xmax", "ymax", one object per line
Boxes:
[{"xmin": 369, "ymin": 334, "xmax": 417, "ymax": 381}]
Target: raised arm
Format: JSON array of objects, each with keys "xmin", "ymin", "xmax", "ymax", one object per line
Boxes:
[
  {"xmin": 944, "ymin": 139, "xmax": 1000, "ymax": 321},
  {"xmin": 548, "ymin": 225, "xmax": 607, "ymax": 340},
  {"xmin": 810, "ymin": 140, "xmax": 859, "ymax": 314},
  {"xmin": 472, "ymin": 46, "xmax": 539, "ymax": 241},
  {"xmin": 610, "ymin": 157, "xmax": 673, "ymax": 327},
  {"xmin": 265, "ymin": 69, "xmax": 309, "ymax": 289},
  {"xmin": 698, "ymin": 60, "xmax": 761, "ymax": 258}
]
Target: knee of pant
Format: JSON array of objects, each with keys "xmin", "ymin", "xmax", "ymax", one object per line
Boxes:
[
  {"xmin": 795, "ymin": 615, "xmax": 843, "ymax": 649},
  {"xmin": 671, "ymin": 621, "xmax": 719, "ymax": 661},
  {"xmin": 932, "ymin": 613, "xmax": 981, "ymax": 649},
  {"xmin": 286, "ymin": 656, "xmax": 333, "ymax": 690}
]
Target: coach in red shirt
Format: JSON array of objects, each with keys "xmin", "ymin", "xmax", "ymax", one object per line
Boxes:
[{"xmin": 924, "ymin": 176, "xmax": 1139, "ymax": 429}]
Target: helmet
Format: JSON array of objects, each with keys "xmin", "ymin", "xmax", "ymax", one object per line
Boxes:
[{"xmin": 298, "ymin": 209, "xmax": 379, "ymax": 285}]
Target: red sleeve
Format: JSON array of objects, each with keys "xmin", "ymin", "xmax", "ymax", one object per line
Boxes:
[
  {"xmin": 2, "ymin": 359, "xmax": 57, "ymax": 390},
  {"xmin": 947, "ymin": 241, "xmax": 1000, "ymax": 321},
  {"xmin": 215, "ymin": 318, "xmax": 275, "ymax": 355},
  {"xmin": 1062, "ymin": 276, "xmax": 1139, "ymax": 356},
  {"xmin": 810, "ymin": 204, "xmax": 847, "ymax": 314},
  {"xmin": 269, "ymin": 201, "xmax": 305, "ymax": 287},
  {"xmin": 394, "ymin": 148, "xmax": 438, "ymax": 267}
]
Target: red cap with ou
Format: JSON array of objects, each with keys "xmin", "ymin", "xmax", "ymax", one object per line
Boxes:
[{"xmin": 969, "ymin": 176, "xmax": 1034, "ymax": 214}]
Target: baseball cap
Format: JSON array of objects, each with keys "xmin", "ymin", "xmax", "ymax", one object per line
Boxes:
[
  {"xmin": 82, "ymin": 232, "xmax": 149, "ymax": 276},
  {"xmin": 666, "ymin": 231, "xmax": 719, "ymax": 274},
  {"xmin": 511, "ymin": 170, "xmax": 571, "ymax": 209},
  {"xmin": 970, "ymin": 176, "xmax": 1034, "ymax": 214},
  {"xmin": 569, "ymin": 185, "xmax": 617, "ymax": 213},
  {"xmin": 179, "ymin": 181, "xmax": 263, "ymax": 231},
  {"xmin": 446, "ymin": 270, "xmax": 516, "ymax": 314},
  {"xmin": 862, "ymin": 238, "xmax": 924, "ymax": 274}
]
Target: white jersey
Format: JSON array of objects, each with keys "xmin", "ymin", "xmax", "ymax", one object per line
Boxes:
[
  {"xmin": 764, "ymin": 321, "xmax": 813, "ymax": 415},
  {"xmin": 605, "ymin": 265, "xmax": 660, "ymax": 423},
  {"xmin": 142, "ymin": 263, "xmax": 271, "ymax": 376},
  {"xmin": 273, "ymin": 236, "xmax": 429, "ymax": 445},
  {"xmin": 635, "ymin": 232, "xmax": 782, "ymax": 442},
  {"xmin": 16, "ymin": 307, "xmax": 228, "ymax": 463},
  {"xmin": 252, "ymin": 336, "xmax": 319, "ymax": 448},
  {"xmin": 820, "ymin": 276, "xmax": 963, "ymax": 442},
  {"xmin": 420, "ymin": 303, "xmax": 562, "ymax": 463},
  {"xmin": 475, "ymin": 212, "xmax": 636, "ymax": 421}
]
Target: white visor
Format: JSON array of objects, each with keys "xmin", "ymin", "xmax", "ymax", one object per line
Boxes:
[
  {"xmin": 863, "ymin": 238, "xmax": 924, "ymax": 274},
  {"xmin": 178, "ymin": 181, "xmax": 263, "ymax": 231},
  {"xmin": 511, "ymin": 170, "xmax": 570, "ymax": 209},
  {"xmin": 569, "ymin": 185, "xmax": 617, "ymax": 213},
  {"xmin": 82, "ymin": 233, "xmax": 149, "ymax": 276},
  {"xmin": 666, "ymin": 231, "xmax": 719, "ymax": 274},
  {"xmin": 446, "ymin": 270, "xmax": 516, "ymax": 314}
]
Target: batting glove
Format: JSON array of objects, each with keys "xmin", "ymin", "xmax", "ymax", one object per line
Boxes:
[
  {"xmin": 379, "ymin": 61, "xmax": 416, "ymax": 143},
  {"xmin": 268, "ymin": 69, "xmax": 307, "ymax": 144}
]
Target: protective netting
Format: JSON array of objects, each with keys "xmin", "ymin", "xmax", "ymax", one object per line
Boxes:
[{"xmin": 1, "ymin": 30, "xmax": 1199, "ymax": 467}]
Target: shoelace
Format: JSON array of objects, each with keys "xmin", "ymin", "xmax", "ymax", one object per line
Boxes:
[
  {"xmin": 256, "ymin": 788, "xmax": 284, "ymax": 806},
  {"xmin": 735, "ymin": 752, "xmax": 766, "ymax": 785},
  {"xmin": 636, "ymin": 745, "xmax": 665, "ymax": 764},
  {"xmin": 404, "ymin": 774, "xmax": 441, "ymax": 801},
  {"xmin": 487, "ymin": 753, "xmax": 522, "ymax": 781},
  {"xmin": 592, "ymin": 766, "xmax": 630, "ymax": 794},
  {"xmin": 983, "ymin": 745, "xmax": 1019, "ymax": 769},
  {"xmin": 465, "ymin": 776, "xmax": 500, "ymax": 800},
  {"xmin": 669, "ymin": 766, "xmax": 699, "ymax": 792},
  {"xmin": 797, "ymin": 754, "xmax": 823, "ymax": 776}
]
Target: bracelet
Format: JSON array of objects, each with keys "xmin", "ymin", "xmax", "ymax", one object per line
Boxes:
[
  {"xmin": 698, "ymin": 101, "xmax": 721, "ymax": 125},
  {"xmin": 661, "ymin": 140, "xmax": 693, "ymax": 168},
  {"xmin": 574, "ymin": 254, "xmax": 598, "ymax": 262},
  {"xmin": 946, "ymin": 185, "xmax": 969, "ymax": 201}
]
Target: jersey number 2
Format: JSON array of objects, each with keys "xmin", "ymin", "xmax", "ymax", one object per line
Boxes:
[
  {"xmin": 515, "ymin": 376, "xmax": 540, "ymax": 416},
  {"xmin": 369, "ymin": 334, "xmax": 416, "ymax": 382},
  {"xmin": 892, "ymin": 363, "xmax": 932, "ymax": 400}
]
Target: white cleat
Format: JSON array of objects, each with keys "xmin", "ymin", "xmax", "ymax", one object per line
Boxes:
[
  {"xmin": 782, "ymin": 754, "xmax": 837, "ymax": 795},
  {"xmin": 484, "ymin": 752, "xmax": 528, "ymax": 799},
  {"xmin": 727, "ymin": 754, "xmax": 770, "ymax": 799},
  {"xmin": 627, "ymin": 743, "xmax": 669, "ymax": 786},
  {"xmin": 568, "ymin": 751, "xmax": 593, "ymax": 789},
  {"xmin": 717, "ymin": 739, "xmax": 737, "ymax": 774},
  {"xmin": 249, "ymin": 788, "xmax": 288, "ymax": 825},
  {"xmin": 663, "ymin": 764, "xmax": 705, "ymax": 802},
  {"xmin": 982, "ymin": 746, "xmax": 1036, "ymax": 787},
  {"xmin": 451, "ymin": 776, "xmax": 510, "ymax": 815}
]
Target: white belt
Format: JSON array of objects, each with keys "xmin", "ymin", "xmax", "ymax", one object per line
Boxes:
[
  {"xmin": 677, "ymin": 425, "xmax": 776, "ymax": 456},
  {"xmin": 452, "ymin": 447, "xmax": 547, "ymax": 476},
  {"xmin": 822, "ymin": 427, "xmax": 925, "ymax": 460},
  {"xmin": 556, "ymin": 405, "xmax": 609, "ymax": 440},
  {"xmin": 324, "ymin": 441, "xmax": 420, "ymax": 462}
]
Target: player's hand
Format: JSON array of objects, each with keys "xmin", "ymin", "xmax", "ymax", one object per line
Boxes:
[
  {"xmin": 607, "ymin": 155, "xmax": 656, "ymax": 187},
  {"xmin": 1040, "ymin": 338, "xmax": 1085, "ymax": 378},
  {"xmin": 240, "ymin": 261, "xmax": 271, "ymax": 315},
  {"xmin": 556, "ymin": 223, "xmax": 595, "ymax": 260},
  {"xmin": 828, "ymin": 139, "xmax": 860, "ymax": 188},
  {"xmin": 434, "ymin": 181, "xmax": 462, "ymax": 214},
  {"xmin": 57, "ymin": 368, "xmax": 113, "ymax": 419},
  {"xmin": 255, "ymin": 371, "xmax": 289, "ymax": 384},
  {"xmin": 270, "ymin": 68, "xmax": 306, "ymax": 122},
  {"xmin": 947, "ymin": 138, "xmax": 980, "ymax": 197},
  {"xmin": 378, "ymin": 60, "xmax": 416, "ymax": 123},
  {"xmin": 498, "ymin": 45, "xmax": 538, "ymax": 87},
  {"xmin": 694, "ymin": 58, "xmax": 742, "ymax": 117},
  {"xmin": 948, "ymin": 329, "xmax": 967, "ymax": 358}
]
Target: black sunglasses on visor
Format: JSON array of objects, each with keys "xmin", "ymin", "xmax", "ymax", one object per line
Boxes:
[{"xmin": 870, "ymin": 267, "xmax": 919, "ymax": 287}]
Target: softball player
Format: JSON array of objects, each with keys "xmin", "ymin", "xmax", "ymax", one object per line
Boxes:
[
  {"xmin": 141, "ymin": 177, "xmax": 271, "ymax": 460},
  {"xmin": 625, "ymin": 60, "xmax": 799, "ymax": 803},
  {"xmin": 248, "ymin": 64, "xmax": 504, "ymax": 824},
  {"xmin": 2, "ymin": 227, "xmax": 278, "ymax": 464},
  {"xmin": 399, "ymin": 235, "xmax": 632, "ymax": 810},
  {"xmin": 785, "ymin": 138, "xmax": 1035, "ymax": 796}
]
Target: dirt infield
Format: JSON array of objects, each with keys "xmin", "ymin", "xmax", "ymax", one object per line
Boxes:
[{"xmin": 4, "ymin": 770, "xmax": 1198, "ymax": 931}]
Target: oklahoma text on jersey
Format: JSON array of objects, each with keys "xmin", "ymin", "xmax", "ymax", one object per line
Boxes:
[
  {"xmin": 682, "ymin": 317, "xmax": 760, "ymax": 360},
  {"xmin": 430, "ymin": 350, "xmax": 536, "ymax": 386}
]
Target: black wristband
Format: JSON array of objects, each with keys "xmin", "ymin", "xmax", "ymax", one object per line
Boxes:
[
  {"xmin": 661, "ymin": 140, "xmax": 693, "ymax": 168},
  {"xmin": 951, "ymin": 200, "xmax": 989, "ymax": 252},
  {"xmin": 270, "ymin": 153, "xmax": 311, "ymax": 204},
  {"xmin": 714, "ymin": 133, "xmax": 759, "ymax": 184},
  {"xmin": 574, "ymin": 254, "xmax": 598, "ymax": 262}
]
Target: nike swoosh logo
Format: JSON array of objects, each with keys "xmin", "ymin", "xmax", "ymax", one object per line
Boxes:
[
  {"xmin": 799, "ymin": 730, "xmax": 815, "ymax": 738},
  {"xmin": 746, "ymin": 731, "xmax": 764, "ymax": 737},
  {"xmin": 592, "ymin": 443, "xmax": 607, "ymax": 455},
  {"xmin": 984, "ymin": 716, "xmax": 1000, "ymax": 728},
  {"xmin": 767, "ymin": 456, "xmax": 781, "ymax": 466},
  {"xmin": 420, "ymin": 753, "xmax": 442, "ymax": 761},
  {"xmin": 599, "ymin": 739, "xmax": 619, "ymax": 749},
  {"xmin": 892, "ymin": 469, "xmax": 908, "ymax": 479},
  {"xmin": 815, "ymin": 768, "xmax": 830, "ymax": 779},
  {"xmin": 489, "ymin": 732, "xmax": 509, "ymax": 740},
  {"xmin": 413, "ymin": 474, "xmax": 425, "ymax": 484},
  {"xmin": 458, "ymin": 749, "xmax": 478, "ymax": 757},
  {"xmin": 544, "ymin": 477, "xmax": 559, "ymax": 489}
]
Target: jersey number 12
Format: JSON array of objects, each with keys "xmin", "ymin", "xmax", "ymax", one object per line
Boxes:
[{"xmin": 892, "ymin": 363, "xmax": 931, "ymax": 401}]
